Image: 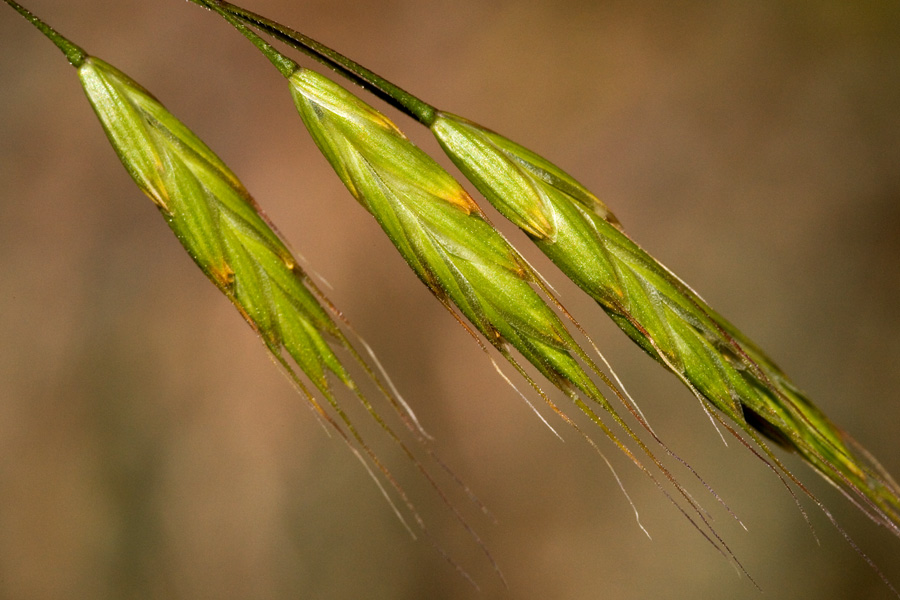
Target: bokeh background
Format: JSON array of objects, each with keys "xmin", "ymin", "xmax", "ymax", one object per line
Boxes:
[{"xmin": 1, "ymin": 1, "xmax": 899, "ymax": 598}]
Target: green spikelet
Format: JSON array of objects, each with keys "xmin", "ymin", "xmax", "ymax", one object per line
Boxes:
[
  {"xmin": 431, "ymin": 112, "xmax": 900, "ymax": 531},
  {"xmin": 78, "ymin": 55, "xmax": 360, "ymax": 404}
]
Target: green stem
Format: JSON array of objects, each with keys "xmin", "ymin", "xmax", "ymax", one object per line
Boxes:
[
  {"xmin": 216, "ymin": 0, "xmax": 437, "ymax": 126},
  {"xmin": 190, "ymin": 0, "xmax": 299, "ymax": 79},
  {"xmin": 3, "ymin": 0, "xmax": 86, "ymax": 67}
]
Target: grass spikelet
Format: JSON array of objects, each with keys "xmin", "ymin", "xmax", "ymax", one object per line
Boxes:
[
  {"xmin": 76, "ymin": 56, "xmax": 374, "ymax": 433},
  {"xmin": 430, "ymin": 112, "xmax": 900, "ymax": 532},
  {"xmin": 214, "ymin": 0, "xmax": 900, "ymax": 539}
]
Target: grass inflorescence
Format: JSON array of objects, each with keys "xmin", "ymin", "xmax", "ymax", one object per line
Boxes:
[
  {"xmin": 5, "ymin": 0, "xmax": 899, "ymax": 593},
  {"xmin": 198, "ymin": 0, "xmax": 899, "ymax": 590}
]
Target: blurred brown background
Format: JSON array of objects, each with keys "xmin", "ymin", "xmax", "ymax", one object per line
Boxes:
[{"xmin": 1, "ymin": 1, "xmax": 899, "ymax": 598}]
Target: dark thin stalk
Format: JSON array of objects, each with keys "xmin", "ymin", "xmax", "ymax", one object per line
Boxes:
[
  {"xmin": 189, "ymin": 0, "xmax": 298, "ymax": 78},
  {"xmin": 215, "ymin": 0, "xmax": 437, "ymax": 126},
  {"xmin": 3, "ymin": 0, "xmax": 86, "ymax": 66}
]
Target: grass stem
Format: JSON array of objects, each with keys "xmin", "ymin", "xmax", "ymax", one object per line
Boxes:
[
  {"xmin": 3, "ymin": 0, "xmax": 86, "ymax": 66},
  {"xmin": 189, "ymin": 0, "xmax": 298, "ymax": 77},
  {"xmin": 213, "ymin": 0, "xmax": 437, "ymax": 125}
]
